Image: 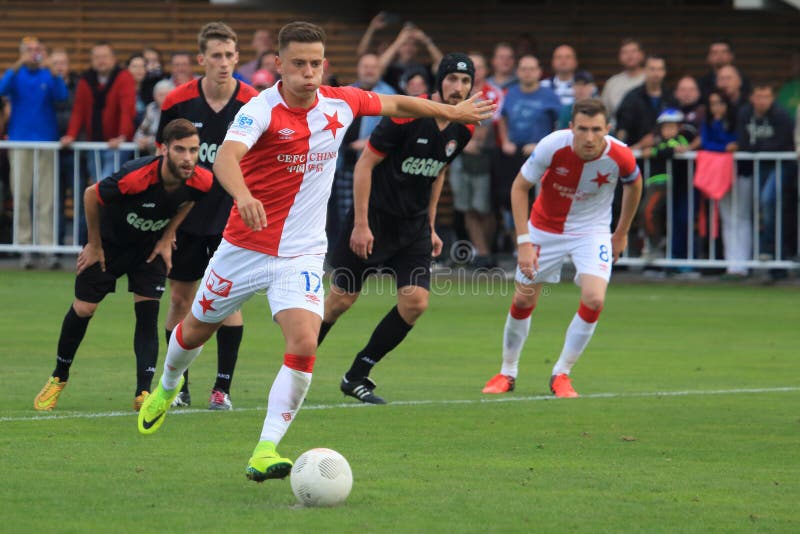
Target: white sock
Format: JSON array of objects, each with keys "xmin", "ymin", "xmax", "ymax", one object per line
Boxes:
[
  {"xmin": 552, "ymin": 313, "xmax": 597, "ymax": 376},
  {"xmin": 501, "ymin": 312, "xmax": 531, "ymax": 378},
  {"xmin": 161, "ymin": 323, "xmax": 203, "ymax": 390},
  {"xmin": 259, "ymin": 356, "xmax": 314, "ymax": 445}
]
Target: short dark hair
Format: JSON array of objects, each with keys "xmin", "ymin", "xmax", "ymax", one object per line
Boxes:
[
  {"xmin": 710, "ymin": 38, "xmax": 734, "ymax": 53},
  {"xmin": 751, "ymin": 81, "xmax": 775, "ymax": 93},
  {"xmin": 127, "ymin": 54, "xmax": 144, "ymax": 67},
  {"xmin": 278, "ymin": 22, "xmax": 326, "ymax": 51},
  {"xmin": 645, "ymin": 54, "xmax": 666, "ymax": 65},
  {"xmin": 198, "ymin": 22, "xmax": 238, "ymax": 54},
  {"xmin": 92, "ymin": 41, "xmax": 113, "ymax": 53},
  {"xmin": 162, "ymin": 118, "xmax": 199, "ymax": 144},
  {"xmin": 572, "ymin": 98, "xmax": 608, "ymax": 122},
  {"xmin": 620, "ymin": 38, "xmax": 643, "ymax": 51}
]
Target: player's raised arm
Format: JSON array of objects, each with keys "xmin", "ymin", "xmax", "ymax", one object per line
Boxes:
[
  {"xmin": 213, "ymin": 140, "xmax": 267, "ymax": 232},
  {"xmin": 376, "ymin": 92, "xmax": 494, "ymax": 124}
]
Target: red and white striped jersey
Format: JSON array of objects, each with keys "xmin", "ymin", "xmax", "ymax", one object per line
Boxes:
[
  {"xmin": 521, "ymin": 129, "xmax": 640, "ymax": 235},
  {"xmin": 221, "ymin": 83, "xmax": 382, "ymax": 256}
]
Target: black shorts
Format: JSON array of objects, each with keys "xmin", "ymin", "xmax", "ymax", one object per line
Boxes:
[
  {"xmin": 75, "ymin": 244, "xmax": 167, "ymax": 303},
  {"xmin": 168, "ymin": 231, "xmax": 223, "ymax": 282},
  {"xmin": 329, "ymin": 208, "xmax": 432, "ymax": 293}
]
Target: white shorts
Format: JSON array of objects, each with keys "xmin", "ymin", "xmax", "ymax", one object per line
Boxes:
[
  {"xmin": 191, "ymin": 239, "xmax": 325, "ymax": 322},
  {"xmin": 515, "ymin": 226, "xmax": 613, "ymax": 285}
]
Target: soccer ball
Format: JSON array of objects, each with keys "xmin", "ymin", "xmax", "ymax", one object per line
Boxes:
[{"xmin": 290, "ymin": 448, "xmax": 353, "ymax": 507}]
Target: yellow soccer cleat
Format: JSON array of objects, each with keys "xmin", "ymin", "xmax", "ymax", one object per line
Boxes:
[
  {"xmin": 137, "ymin": 376, "xmax": 184, "ymax": 435},
  {"xmin": 34, "ymin": 376, "xmax": 67, "ymax": 411},
  {"xmin": 245, "ymin": 441, "xmax": 293, "ymax": 482}
]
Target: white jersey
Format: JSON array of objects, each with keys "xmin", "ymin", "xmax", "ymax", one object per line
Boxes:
[
  {"xmin": 520, "ymin": 129, "xmax": 640, "ymax": 234},
  {"xmin": 222, "ymin": 83, "xmax": 382, "ymax": 257}
]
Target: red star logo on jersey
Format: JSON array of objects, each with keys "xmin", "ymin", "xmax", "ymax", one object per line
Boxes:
[
  {"xmin": 198, "ymin": 293, "xmax": 216, "ymax": 315},
  {"xmin": 323, "ymin": 111, "xmax": 344, "ymax": 138},
  {"xmin": 591, "ymin": 171, "xmax": 611, "ymax": 187}
]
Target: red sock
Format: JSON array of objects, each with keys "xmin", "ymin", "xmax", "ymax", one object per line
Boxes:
[
  {"xmin": 577, "ymin": 302, "xmax": 602, "ymax": 323},
  {"xmin": 509, "ymin": 303, "xmax": 534, "ymax": 320},
  {"xmin": 284, "ymin": 353, "xmax": 316, "ymax": 373}
]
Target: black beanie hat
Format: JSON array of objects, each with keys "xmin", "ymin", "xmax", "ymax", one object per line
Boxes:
[{"xmin": 436, "ymin": 53, "xmax": 475, "ymax": 97}]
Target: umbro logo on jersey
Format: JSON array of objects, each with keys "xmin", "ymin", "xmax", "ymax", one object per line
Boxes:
[
  {"xmin": 555, "ymin": 166, "xmax": 570, "ymax": 176},
  {"xmin": 278, "ymin": 128, "xmax": 295, "ymax": 139},
  {"xmin": 141, "ymin": 202, "xmax": 155, "ymax": 208},
  {"xmin": 416, "ymin": 138, "xmax": 429, "ymax": 144},
  {"xmin": 445, "ymin": 140, "xmax": 458, "ymax": 157}
]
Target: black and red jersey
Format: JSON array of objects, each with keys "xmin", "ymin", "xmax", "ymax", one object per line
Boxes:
[
  {"xmin": 95, "ymin": 155, "xmax": 213, "ymax": 247},
  {"xmin": 156, "ymin": 78, "xmax": 258, "ymax": 235},
  {"xmin": 366, "ymin": 112, "xmax": 473, "ymax": 218}
]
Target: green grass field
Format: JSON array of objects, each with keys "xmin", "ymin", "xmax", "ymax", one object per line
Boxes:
[{"xmin": 1, "ymin": 270, "xmax": 798, "ymax": 532}]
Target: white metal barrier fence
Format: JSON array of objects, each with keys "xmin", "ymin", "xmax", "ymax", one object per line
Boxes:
[
  {"xmin": 0, "ymin": 142, "xmax": 797, "ymax": 271},
  {"xmin": 0, "ymin": 141, "xmax": 140, "ymax": 254},
  {"xmin": 619, "ymin": 150, "xmax": 799, "ymax": 270}
]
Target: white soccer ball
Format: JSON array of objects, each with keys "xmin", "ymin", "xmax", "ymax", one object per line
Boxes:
[{"xmin": 290, "ymin": 448, "xmax": 353, "ymax": 507}]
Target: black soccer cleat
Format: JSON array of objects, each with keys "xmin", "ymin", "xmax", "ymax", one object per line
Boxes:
[{"xmin": 340, "ymin": 376, "xmax": 387, "ymax": 405}]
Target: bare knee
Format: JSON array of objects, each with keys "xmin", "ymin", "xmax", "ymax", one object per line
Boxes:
[
  {"xmin": 179, "ymin": 314, "xmax": 219, "ymax": 348},
  {"xmin": 72, "ymin": 300, "xmax": 98, "ymax": 318},
  {"xmin": 284, "ymin": 329, "xmax": 318, "ymax": 355},
  {"xmin": 581, "ymin": 294, "xmax": 605, "ymax": 311},
  {"xmin": 325, "ymin": 288, "xmax": 359, "ymax": 322},
  {"xmin": 512, "ymin": 283, "xmax": 540, "ymax": 310},
  {"xmin": 397, "ymin": 292, "xmax": 429, "ymax": 323},
  {"xmin": 169, "ymin": 282, "xmax": 195, "ymax": 313}
]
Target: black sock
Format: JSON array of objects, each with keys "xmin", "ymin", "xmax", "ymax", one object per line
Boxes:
[
  {"xmin": 346, "ymin": 306, "xmax": 412, "ymax": 380},
  {"xmin": 53, "ymin": 306, "xmax": 92, "ymax": 381},
  {"xmin": 214, "ymin": 325, "xmax": 243, "ymax": 393},
  {"xmin": 134, "ymin": 300, "xmax": 159, "ymax": 395},
  {"xmin": 181, "ymin": 369, "xmax": 190, "ymax": 393},
  {"xmin": 318, "ymin": 320, "xmax": 334, "ymax": 346}
]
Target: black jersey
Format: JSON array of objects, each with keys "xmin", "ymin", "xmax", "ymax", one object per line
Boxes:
[
  {"xmin": 367, "ymin": 112, "xmax": 473, "ymax": 218},
  {"xmin": 156, "ymin": 78, "xmax": 259, "ymax": 235},
  {"xmin": 95, "ymin": 155, "xmax": 213, "ymax": 247}
]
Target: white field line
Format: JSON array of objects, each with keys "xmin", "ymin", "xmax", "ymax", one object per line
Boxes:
[{"xmin": 2, "ymin": 386, "xmax": 798, "ymax": 424}]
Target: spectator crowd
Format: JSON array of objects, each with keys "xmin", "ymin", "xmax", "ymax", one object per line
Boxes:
[{"xmin": 1, "ymin": 14, "xmax": 798, "ymax": 279}]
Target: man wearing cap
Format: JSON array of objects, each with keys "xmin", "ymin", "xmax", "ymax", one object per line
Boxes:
[{"xmin": 316, "ymin": 53, "xmax": 477, "ymax": 404}]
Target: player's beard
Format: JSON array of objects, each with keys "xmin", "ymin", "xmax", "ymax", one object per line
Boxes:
[
  {"xmin": 446, "ymin": 92, "xmax": 465, "ymax": 105},
  {"xmin": 166, "ymin": 156, "xmax": 192, "ymax": 183}
]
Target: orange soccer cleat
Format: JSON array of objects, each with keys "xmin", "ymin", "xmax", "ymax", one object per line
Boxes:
[
  {"xmin": 34, "ymin": 376, "xmax": 67, "ymax": 411},
  {"xmin": 482, "ymin": 373, "xmax": 515, "ymax": 394},
  {"xmin": 549, "ymin": 374, "xmax": 579, "ymax": 398},
  {"xmin": 133, "ymin": 391, "xmax": 150, "ymax": 412}
]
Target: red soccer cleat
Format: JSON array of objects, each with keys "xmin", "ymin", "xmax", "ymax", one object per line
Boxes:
[
  {"xmin": 549, "ymin": 373, "xmax": 579, "ymax": 398},
  {"xmin": 482, "ymin": 373, "xmax": 515, "ymax": 394}
]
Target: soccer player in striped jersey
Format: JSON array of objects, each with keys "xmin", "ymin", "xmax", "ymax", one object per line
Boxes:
[
  {"xmin": 482, "ymin": 98, "xmax": 642, "ymax": 398},
  {"xmin": 138, "ymin": 22, "xmax": 495, "ymax": 483}
]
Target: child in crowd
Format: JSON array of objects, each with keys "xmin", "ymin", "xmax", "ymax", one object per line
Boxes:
[{"xmin": 641, "ymin": 108, "xmax": 690, "ymax": 259}]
